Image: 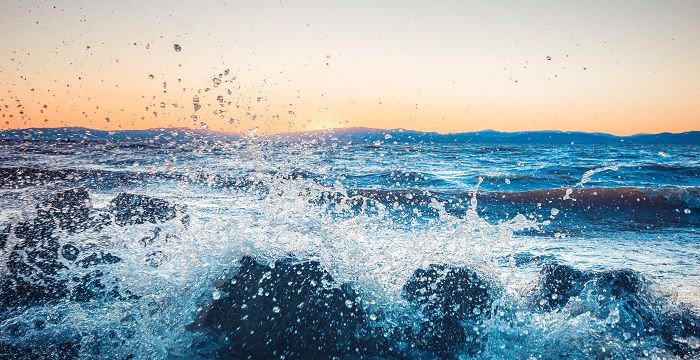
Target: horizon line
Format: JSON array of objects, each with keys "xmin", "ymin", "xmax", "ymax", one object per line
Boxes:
[{"xmin": 2, "ymin": 125, "xmax": 699, "ymax": 138}]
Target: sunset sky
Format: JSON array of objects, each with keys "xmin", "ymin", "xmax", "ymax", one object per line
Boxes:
[{"xmin": 1, "ymin": 0, "xmax": 698, "ymax": 135}]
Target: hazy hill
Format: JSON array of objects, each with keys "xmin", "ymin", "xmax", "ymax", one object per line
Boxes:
[{"xmin": 1, "ymin": 127, "xmax": 698, "ymax": 144}]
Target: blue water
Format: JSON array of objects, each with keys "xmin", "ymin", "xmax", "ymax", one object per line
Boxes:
[{"xmin": 1, "ymin": 135, "xmax": 699, "ymax": 359}]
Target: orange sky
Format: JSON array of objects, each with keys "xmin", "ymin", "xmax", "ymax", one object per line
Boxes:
[{"xmin": 1, "ymin": 0, "xmax": 699, "ymax": 135}]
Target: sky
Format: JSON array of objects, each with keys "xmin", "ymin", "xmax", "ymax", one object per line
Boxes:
[{"xmin": 0, "ymin": 0, "xmax": 699, "ymax": 135}]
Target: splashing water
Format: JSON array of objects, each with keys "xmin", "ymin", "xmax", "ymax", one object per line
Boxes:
[
  {"xmin": 0, "ymin": 137, "xmax": 699, "ymax": 359},
  {"xmin": 577, "ymin": 165, "xmax": 621, "ymax": 187}
]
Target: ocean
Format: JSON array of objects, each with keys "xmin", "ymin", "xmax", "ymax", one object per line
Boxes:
[{"xmin": 0, "ymin": 129, "xmax": 699, "ymax": 359}]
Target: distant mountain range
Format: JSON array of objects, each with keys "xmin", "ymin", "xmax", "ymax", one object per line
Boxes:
[{"xmin": 1, "ymin": 127, "xmax": 698, "ymax": 144}]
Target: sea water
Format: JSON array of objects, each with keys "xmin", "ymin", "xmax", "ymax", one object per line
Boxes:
[{"xmin": 0, "ymin": 134, "xmax": 699, "ymax": 359}]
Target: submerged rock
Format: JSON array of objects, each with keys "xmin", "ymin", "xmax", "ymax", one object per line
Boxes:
[
  {"xmin": 534, "ymin": 262, "xmax": 700, "ymax": 357},
  {"xmin": 108, "ymin": 192, "xmax": 185, "ymax": 225},
  {"xmin": 0, "ymin": 337, "xmax": 80, "ymax": 360},
  {"xmin": 1, "ymin": 189, "xmax": 182, "ymax": 310},
  {"xmin": 1, "ymin": 223, "xmax": 10, "ymax": 250},
  {"xmin": 188, "ymin": 256, "xmax": 391, "ymax": 359},
  {"xmin": 1, "ymin": 188, "xmax": 97, "ymax": 309}
]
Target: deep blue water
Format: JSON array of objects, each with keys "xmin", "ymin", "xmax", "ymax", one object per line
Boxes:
[{"xmin": 1, "ymin": 134, "xmax": 699, "ymax": 359}]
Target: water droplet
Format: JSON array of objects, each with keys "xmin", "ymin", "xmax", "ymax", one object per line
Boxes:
[
  {"xmin": 105, "ymin": 117, "xmax": 110, "ymax": 122},
  {"xmin": 272, "ymin": 306, "xmax": 280, "ymax": 313},
  {"xmin": 212, "ymin": 291, "xmax": 221, "ymax": 300},
  {"xmin": 551, "ymin": 208, "xmax": 560, "ymax": 216},
  {"xmin": 212, "ymin": 78, "xmax": 221, "ymax": 87},
  {"xmin": 384, "ymin": 134, "xmax": 392, "ymax": 140},
  {"xmin": 159, "ymin": 102, "xmax": 166, "ymax": 108},
  {"xmin": 345, "ymin": 300, "xmax": 353, "ymax": 308},
  {"xmin": 546, "ymin": 56, "xmax": 552, "ymax": 61},
  {"xmin": 217, "ymin": 95, "xmax": 224, "ymax": 103},
  {"xmin": 685, "ymin": 209, "xmax": 692, "ymax": 214},
  {"xmin": 504, "ymin": 178, "xmax": 511, "ymax": 184},
  {"xmin": 369, "ymin": 314, "xmax": 377, "ymax": 321},
  {"xmin": 173, "ymin": 44, "xmax": 181, "ymax": 52},
  {"xmin": 148, "ymin": 74, "xmax": 154, "ymax": 80}
]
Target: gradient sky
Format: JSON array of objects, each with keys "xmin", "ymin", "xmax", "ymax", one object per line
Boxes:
[{"xmin": 1, "ymin": 0, "xmax": 698, "ymax": 135}]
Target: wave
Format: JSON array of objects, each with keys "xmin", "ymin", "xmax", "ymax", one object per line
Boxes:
[
  {"xmin": 0, "ymin": 183, "xmax": 699, "ymax": 359},
  {"xmin": 353, "ymin": 185, "xmax": 699, "ymax": 207}
]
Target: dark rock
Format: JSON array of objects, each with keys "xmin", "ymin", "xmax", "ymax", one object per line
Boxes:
[
  {"xmin": 534, "ymin": 262, "xmax": 591, "ymax": 310},
  {"xmin": 1, "ymin": 189, "xmax": 115, "ymax": 310},
  {"xmin": 1, "ymin": 190, "xmax": 185, "ymax": 311},
  {"xmin": 35, "ymin": 187, "xmax": 93, "ymax": 234},
  {"xmin": 0, "ymin": 223, "xmax": 10, "ymax": 249},
  {"xmin": 594, "ymin": 268, "xmax": 646, "ymax": 298},
  {"xmin": 534, "ymin": 263, "xmax": 700, "ymax": 358},
  {"xmin": 414, "ymin": 317, "xmax": 467, "ymax": 357},
  {"xmin": 75, "ymin": 252, "xmax": 122, "ymax": 268},
  {"xmin": 0, "ymin": 335, "xmax": 81, "ymax": 360},
  {"xmin": 404, "ymin": 264, "xmax": 492, "ymax": 320},
  {"xmin": 188, "ymin": 256, "xmax": 390, "ymax": 359},
  {"xmin": 661, "ymin": 309, "xmax": 700, "ymax": 357},
  {"xmin": 68, "ymin": 270, "xmax": 137, "ymax": 302},
  {"xmin": 1, "ymin": 189, "xmax": 96, "ymax": 309},
  {"xmin": 403, "ymin": 264, "xmax": 493, "ymax": 358},
  {"xmin": 108, "ymin": 193, "xmax": 184, "ymax": 225},
  {"xmin": 61, "ymin": 243, "xmax": 80, "ymax": 261}
]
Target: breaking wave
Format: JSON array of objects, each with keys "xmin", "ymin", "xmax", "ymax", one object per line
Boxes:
[{"xmin": 1, "ymin": 139, "xmax": 699, "ymax": 359}]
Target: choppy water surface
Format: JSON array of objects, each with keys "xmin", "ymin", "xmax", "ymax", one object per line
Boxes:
[{"xmin": 1, "ymin": 135, "xmax": 699, "ymax": 359}]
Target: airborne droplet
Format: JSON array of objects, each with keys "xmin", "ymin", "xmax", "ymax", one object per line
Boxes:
[{"xmin": 173, "ymin": 44, "xmax": 182, "ymax": 52}]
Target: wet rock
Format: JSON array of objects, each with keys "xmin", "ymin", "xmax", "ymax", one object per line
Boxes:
[
  {"xmin": 188, "ymin": 256, "xmax": 390, "ymax": 359},
  {"xmin": 534, "ymin": 262, "xmax": 591, "ymax": 310},
  {"xmin": 414, "ymin": 317, "xmax": 468, "ymax": 357},
  {"xmin": 1, "ymin": 189, "xmax": 94, "ymax": 309},
  {"xmin": 108, "ymin": 193, "xmax": 185, "ymax": 225},
  {"xmin": 1, "ymin": 190, "xmax": 187, "ymax": 310},
  {"xmin": 2, "ymin": 189, "xmax": 114, "ymax": 310},
  {"xmin": 0, "ymin": 223, "xmax": 10, "ymax": 249},
  {"xmin": 534, "ymin": 263, "xmax": 700, "ymax": 358},
  {"xmin": 0, "ymin": 335, "xmax": 81, "ymax": 360},
  {"xmin": 403, "ymin": 264, "xmax": 493, "ymax": 357},
  {"xmin": 34, "ymin": 187, "xmax": 93, "ymax": 234},
  {"xmin": 404, "ymin": 264, "xmax": 492, "ymax": 320},
  {"xmin": 68, "ymin": 270, "xmax": 137, "ymax": 303},
  {"xmin": 661, "ymin": 309, "xmax": 700, "ymax": 357}
]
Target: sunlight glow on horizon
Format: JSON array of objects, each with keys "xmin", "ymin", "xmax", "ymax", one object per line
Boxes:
[{"xmin": 1, "ymin": 0, "xmax": 699, "ymax": 135}]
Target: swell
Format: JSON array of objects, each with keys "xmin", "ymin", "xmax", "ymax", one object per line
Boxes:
[
  {"xmin": 317, "ymin": 186, "xmax": 700, "ymax": 232},
  {"xmin": 3, "ymin": 166, "xmax": 698, "ymax": 231},
  {"xmin": 329, "ymin": 186, "xmax": 700, "ymax": 210}
]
